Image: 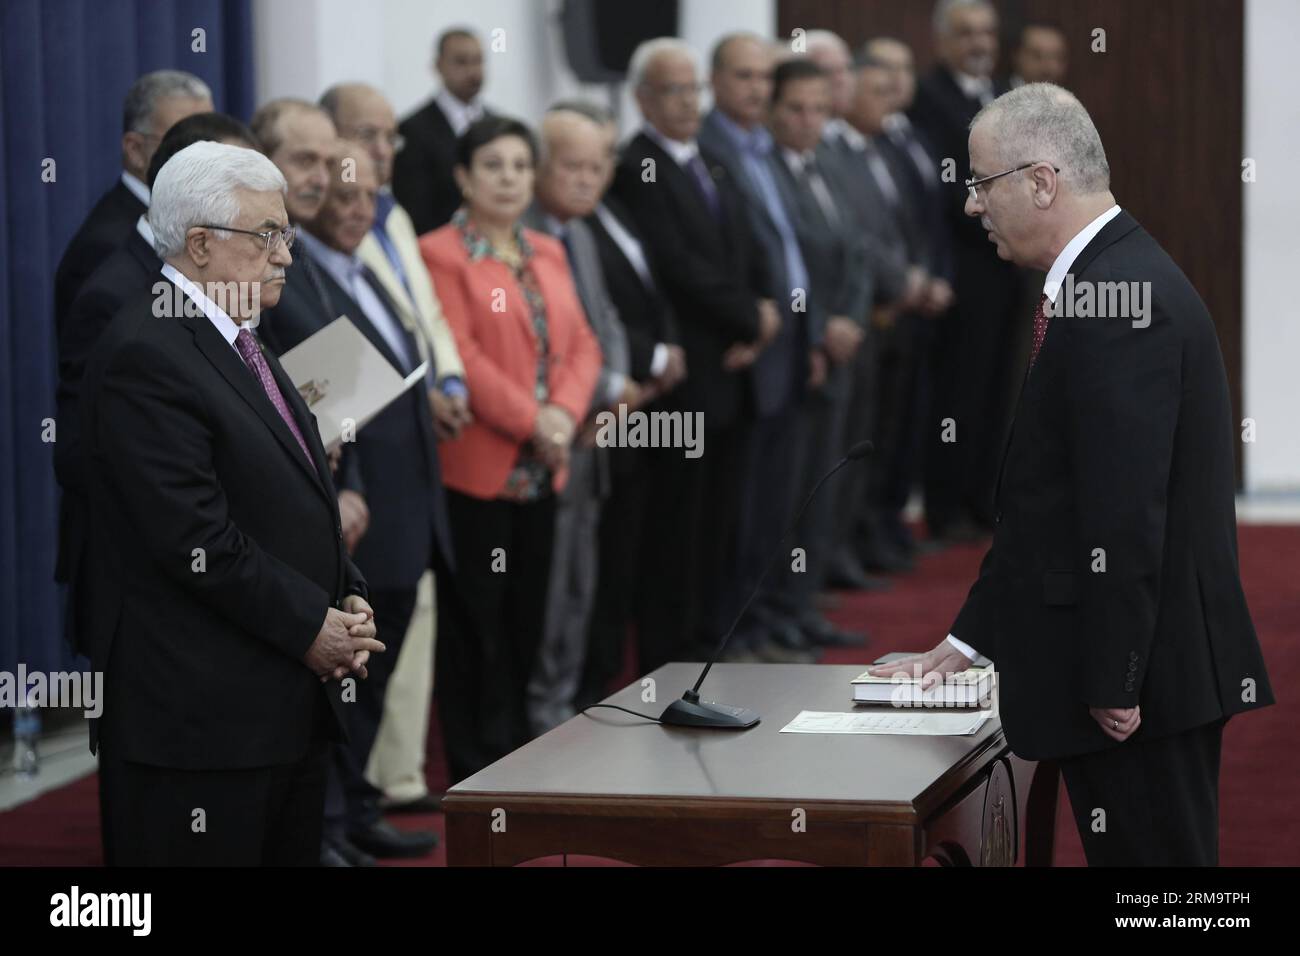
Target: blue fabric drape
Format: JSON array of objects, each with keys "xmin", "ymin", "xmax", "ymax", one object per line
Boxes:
[{"xmin": 0, "ymin": 0, "xmax": 255, "ymax": 674}]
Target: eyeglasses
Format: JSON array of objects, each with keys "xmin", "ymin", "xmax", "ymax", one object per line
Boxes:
[
  {"xmin": 198, "ymin": 223, "xmax": 296, "ymax": 251},
  {"xmin": 965, "ymin": 161, "xmax": 1060, "ymax": 202},
  {"xmin": 347, "ymin": 126, "xmax": 406, "ymax": 151},
  {"xmin": 643, "ymin": 81, "xmax": 706, "ymax": 99}
]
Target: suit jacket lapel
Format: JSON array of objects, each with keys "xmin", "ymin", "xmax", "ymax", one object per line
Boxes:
[
  {"xmin": 991, "ymin": 209, "xmax": 1142, "ymax": 509},
  {"xmin": 307, "ymin": 248, "xmax": 413, "ymax": 374},
  {"xmin": 181, "ymin": 310, "xmax": 331, "ymax": 499}
]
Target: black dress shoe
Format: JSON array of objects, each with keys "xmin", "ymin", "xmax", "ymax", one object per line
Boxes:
[
  {"xmin": 858, "ymin": 538, "xmax": 916, "ymax": 574},
  {"xmin": 800, "ymin": 614, "xmax": 869, "ymax": 647},
  {"xmin": 348, "ymin": 820, "xmax": 438, "ymax": 859},
  {"xmin": 764, "ymin": 612, "xmax": 816, "ymax": 652},
  {"xmin": 826, "ymin": 550, "xmax": 873, "ymax": 590},
  {"xmin": 320, "ymin": 842, "xmax": 353, "ymax": 867},
  {"xmin": 381, "ymin": 793, "xmax": 443, "ymax": 814},
  {"xmin": 329, "ymin": 836, "xmax": 376, "ymax": 868}
]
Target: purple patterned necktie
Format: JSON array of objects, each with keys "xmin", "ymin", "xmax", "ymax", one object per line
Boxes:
[
  {"xmin": 686, "ymin": 153, "xmax": 721, "ymax": 220},
  {"xmin": 233, "ymin": 329, "xmax": 314, "ymax": 464}
]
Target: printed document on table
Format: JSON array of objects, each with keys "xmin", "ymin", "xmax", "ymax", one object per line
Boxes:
[{"xmin": 779, "ymin": 710, "xmax": 994, "ymax": 736}]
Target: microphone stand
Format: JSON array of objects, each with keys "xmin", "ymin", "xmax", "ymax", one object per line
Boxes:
[{"xmin": 658, "ymin": 441, "xmax": 873, "ymax": 728}]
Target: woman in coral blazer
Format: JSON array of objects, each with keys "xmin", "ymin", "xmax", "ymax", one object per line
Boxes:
[{"xmin": 419, "ymin": 116, "xmax": 601, "ymax": 784}]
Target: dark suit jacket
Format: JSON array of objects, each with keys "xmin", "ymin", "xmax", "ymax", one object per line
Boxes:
[
  {"xmin": 585, "ymin": 195, "xmax": 678, "ymax": 383},
  {"xmin": 260, "ymin": 247, "xmax": 453, "ymax": 590},
  {"xmin": 54, "ymin": 229, "xmax": 161, "ymax": 653},
  {"xmin": 80, "ymin": 286, "xmax": 367, "ymax": 769},
  {"xmin": 909, "ymin": 67, "xmax": 1018, "ymax": 298},
  {"xmin": 951, "ymin": 210, "xmax": 1274, "ymax": 760},
  {"xmin": 880, "ymin": 121, "xmax": 954, "ymax": 283},
  {"xmin": 54, "ymin": 180, "xmax": 146, "ymax": 340},
  {"xmin": 612, "ymin": 131, "xmax": 760, "ymax": 427},
  {"xmin": 392, "ymin": 99, "xmax": 487, "ymax": 236}
]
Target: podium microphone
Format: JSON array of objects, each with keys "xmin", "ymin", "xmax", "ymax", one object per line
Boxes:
[{"xmin": 659, "ymin": 440, "xmax": 875, "ymax": 729}]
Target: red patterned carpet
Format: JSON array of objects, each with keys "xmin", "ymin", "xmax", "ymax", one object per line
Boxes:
[{"xmin": 2, "ymin": 525, "xmax": 1295, "ymax": 867}]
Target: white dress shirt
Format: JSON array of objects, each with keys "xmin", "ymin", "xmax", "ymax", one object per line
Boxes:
[
  {"xmin": 435, "ymin": 88, "xmax": 484, "ymax": 137},
  {"xmin": 953, "ymin": 69, "xmax": 995, "ymax": 105},
  {"xmin": 160, "ymin": 262, "xmax": 259, "ymax": 349},
  {"xmin": 642, "ymin": 123, "xmax": 702, "ymax": 168},
  {"xmin": 1043, "ymin": 205, "xmax": 1122, "ymax": 305},
  {"xmin": 121, "ymin": 171, "xmax": 150, "ymax": 206},
  {"xmin": 592, "ymin": 202, "xmax": 668, "ymax": 377},
  {"xmin": 136, "ymin": 214, "xmax": 155, "ymax": 250},
  {"xmin": 945, "ymin": 203, "xmax": 1124, "ymax": 664}
]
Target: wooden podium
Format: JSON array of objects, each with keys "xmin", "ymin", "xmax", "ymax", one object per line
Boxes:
[{"xmin": 444, "ymin": 663, "xmax": 1059, "ymax": 866}]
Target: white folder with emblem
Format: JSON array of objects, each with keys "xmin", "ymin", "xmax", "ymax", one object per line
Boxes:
[{"xmin": 277, "ymin": 316, "xmax": 428, "ymax": 452}]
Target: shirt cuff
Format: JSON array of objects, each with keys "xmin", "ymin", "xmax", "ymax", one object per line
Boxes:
[
  {"xmin": 945, "ymin": 634, "xmax": 979, "ymax": 661},
  {"xmin": 605, "ymin": 369, "xmax": 627, "ymax": 405},
  {"xmin": 650, "ymin": 343, "xmax": 669, "ymax": 378},
  {"xmin": 438, "ymin": 375, "xmax": 468, "ymax": 400}
]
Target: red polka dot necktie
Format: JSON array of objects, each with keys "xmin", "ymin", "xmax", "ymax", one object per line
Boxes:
[{"xmin": 1029, "ymin": 293, "xmax": 1049, "ymax": 369}]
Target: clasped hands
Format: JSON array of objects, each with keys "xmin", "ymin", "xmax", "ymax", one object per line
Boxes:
[
  {"xmin": 723, "ymin": 298, "xmax": 781, "ymax": 371},
  {"xmin": 867, "ymin": 638, "xmax": 1142, "ymax": 743},
  {"xmin": 304, "ymin": 594, "xmax": 383, "ymax": 683},
  {"xmin": 532, "ymin": 403, "xmax": 577, "ymax": 470}
]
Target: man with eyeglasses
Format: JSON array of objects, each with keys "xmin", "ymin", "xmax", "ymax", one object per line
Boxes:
[
  {"xmin": 613, "ymin": 37, "xmax": 776, "ymax": 674},
  {"xmin": 55, "ymin": 112, "xmax": 259, "ymax": 671},
  {"xmin": 317, "ymin": 82, "xmax": 470, "ymax": 821},
  {"xmin": 80, "ymin": 141, "xmax": 381, "ymax": 866},
  {"xmin": 871, "ymin": 84, "xmax": 1274, "ymax": 866}
]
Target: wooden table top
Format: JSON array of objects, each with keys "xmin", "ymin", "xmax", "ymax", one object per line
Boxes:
[{"xmin": 447, "ymin": 663, "xmax": 1004, "ymax": 820}]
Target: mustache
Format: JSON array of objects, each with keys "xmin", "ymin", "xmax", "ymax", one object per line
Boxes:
[{"xmin": 262, "ymin": 269, "xmax": 287, "ymax": 282}]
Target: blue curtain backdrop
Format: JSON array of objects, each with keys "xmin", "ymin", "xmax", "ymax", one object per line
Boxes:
[{"xmin": 0, "ymin": 0, "xmax": 255, "ymax": 674}]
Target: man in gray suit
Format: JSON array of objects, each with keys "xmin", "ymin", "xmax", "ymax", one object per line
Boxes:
[
  {"xmin": 765, "ymin": 58, "xmax": 873, "ymax": 647},
  {"xmin": 524, "ymin": 108, "xmax": 632, "ymax": 733},
  {"xmin": 816, "ymin": 45, "xmax": 936, "ymax": 588}
]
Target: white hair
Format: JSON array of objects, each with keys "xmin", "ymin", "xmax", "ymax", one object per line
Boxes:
[
  {"xmin": 971, "ymin": 82, "xmax": 1111, "ymax": 194},
  {"xmin": 933, "ymin": 0, "xmax": 996, "ymax": 36},
  {"xmin": 805, "ymin": 29, "xmax": 849, "ymax": 57},
  {"xmin": 149, "ymin": 141, "xmax": 287, "ymax": 259},
  {"xmin": 628, "ymin": 37, "xmax": 701, "ymax": 90}
]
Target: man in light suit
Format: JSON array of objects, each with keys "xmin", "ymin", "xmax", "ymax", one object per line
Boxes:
[
  {"xmin": 872, "ymin": 85, "xmax": 1274, "ymax": 865},
  {"xmin": 321, "ymin": 81, "xmax": 469, "ymax": 815},
  {"xmin": 80, "ymin": 142, "xmax": 381, "ymax": 866},
  {"xmin": 523, "ymin": 107, "xmax": 632, "ymax": 734}
]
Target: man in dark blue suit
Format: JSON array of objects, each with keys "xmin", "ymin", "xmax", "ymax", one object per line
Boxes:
[{"xmin": 261, "ymin": 144, "xmax": 452, "ymax": 864}]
